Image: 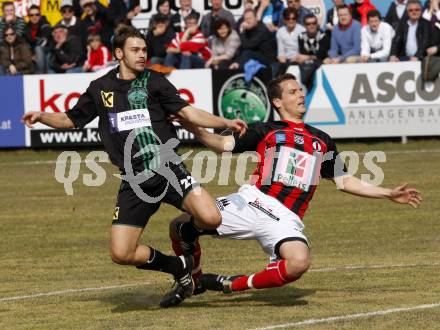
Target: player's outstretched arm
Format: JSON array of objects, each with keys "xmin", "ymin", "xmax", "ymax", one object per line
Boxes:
[
  {"xmin": 336, "ymin": 175, "xmax": 422, "ymax": 208},
  {"xmin": 178, "ymin": 106, "xmax": 247, "ymax": 135},
  {"xmin": 21, "ymin": 111, "xmax": 75, "ymax": 129},
  {"xmin": 178, "ymin": 119, "xmax": 235, "ymax": 153}
]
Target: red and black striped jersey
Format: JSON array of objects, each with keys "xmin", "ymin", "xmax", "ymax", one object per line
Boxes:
[{"xmin": 233, "ymin": 120, "xmax": 346, "ymax": 219}]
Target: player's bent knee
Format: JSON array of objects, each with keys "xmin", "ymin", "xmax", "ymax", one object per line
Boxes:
[
  {"xmin": 200, "ymin": 208, "xmax": 222, "ymax": 229},
  {"xmin": 285, "ymin": 255, "xmax": 310, "ymax": 279},
  {"xmin": 193, "ymin": 206, "xmax": 221, "ymax": 230},
  {"xmin": 110, "ymin": 248, "xmax": 136, "ymax": 265}
]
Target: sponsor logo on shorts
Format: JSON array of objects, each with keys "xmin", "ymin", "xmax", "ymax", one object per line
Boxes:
[
  {"xmin": 113, "ymin": 207, "xmax": 119, "ymax": 220},
  {"xmin": 216, "ymin": 198, "xmax": 230, "ymax": 211},
  {"xmin": 101, "ymin": 91, "xmax": 114, "ymax": 108},
  {"xmin": 248, "ymin": 200, "xmax": 279, "ymax": 221}
]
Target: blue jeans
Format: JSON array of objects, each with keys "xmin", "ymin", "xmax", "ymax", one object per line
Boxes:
[
  {"xmin": 65, "ymin": 66, "xmax": 83, "ymax": 73},
  {"xmin": 164, "ymin": 53, "xmax": 205, "ymax": 69},
  {"xmin": 34, "ymin": 46, "xmax": 50, "ymax": 74}
]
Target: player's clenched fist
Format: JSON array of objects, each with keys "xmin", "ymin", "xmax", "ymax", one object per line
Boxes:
[{"xmin": 225, "ymin": 119, "xmax": 248, "ymax": 137}]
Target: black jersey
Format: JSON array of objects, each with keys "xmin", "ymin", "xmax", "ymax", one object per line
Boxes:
[
  {"xmin": 66, "ymin": 68, "xmax": 188, "ymax": 176},
  {"xmin": 233, "ymin": 120, "xmax": 346, "ymax": 219}
]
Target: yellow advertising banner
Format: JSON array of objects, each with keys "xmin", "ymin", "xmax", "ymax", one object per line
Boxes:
[{"xmin": 0, "ymin": 0, "xmax": 109, "ymax": 26}]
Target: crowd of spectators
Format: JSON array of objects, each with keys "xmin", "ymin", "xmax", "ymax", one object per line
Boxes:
[{"xmin": 0, "ymin": 0, "xmax": 439, "ymax": 86}]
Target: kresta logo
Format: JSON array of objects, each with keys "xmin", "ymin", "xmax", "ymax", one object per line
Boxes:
[
  {"xmin": 128, "ymin": 86, "xmax": 148, "ymax": 107},
  {"xmin": 218, "ymin": 74, "xmax": 270, "ymax": 124}
]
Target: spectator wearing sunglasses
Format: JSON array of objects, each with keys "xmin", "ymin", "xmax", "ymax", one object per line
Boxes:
[
  {"xmin": 390, "ymin": 0, "xmax": 432, "ymax": 62},
  {"xmin": 0, "ymin": 25, "xmax": 34, "ymax": 75},
  {"xmin": 56, "ymin": 0, "xmax": 88, "ymax": 50},
  {"xmin": 297, "ymin": 14, "xmax": 330, "ymax": 89},
  {"xmin": 0, "ymin": 2, "xmax": 25, "ymax": 43},
  {"xmin": 280, "ymin": 0, "xmax": 311, "ymax": 25},
  {"xmin": 24, "ymin": 5, "xmax": 52, "ymax": 74},
  {"xmin": 276, "ymin": 8, "xmax": 305, "ymax": 69}
]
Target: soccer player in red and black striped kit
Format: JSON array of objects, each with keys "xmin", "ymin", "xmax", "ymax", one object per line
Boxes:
[{"xmin": 159, "ymin": 73, "xmax": 423, "ymax": 307}]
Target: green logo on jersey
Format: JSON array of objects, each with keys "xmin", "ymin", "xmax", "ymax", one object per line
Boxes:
[
  {"xmin": 218, "ymin": 74, "xmax": 270, "ymax": 124},
  {"xmin": 128, "ymin": 86, "xmax": 148, "ymax": 108}
]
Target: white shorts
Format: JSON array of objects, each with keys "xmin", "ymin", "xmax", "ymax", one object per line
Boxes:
[{"xmin": 215, "ymin": 185, "xmax": 308, "ymax": 262}]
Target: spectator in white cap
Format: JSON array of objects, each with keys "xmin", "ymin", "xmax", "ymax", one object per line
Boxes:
[{"xmin": 57, "ymin": 0, "xmax": 88, "ymax": 49}]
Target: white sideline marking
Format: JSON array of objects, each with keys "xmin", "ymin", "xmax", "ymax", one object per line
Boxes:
[
  {"xmin": 2, "ymin": 148, "xmax": 440, "ymax": 166},
  {"xmin": 0, "ymin": 282, "xmax": 149, "ymax": 302},
  {"xmin": 1, "ymin": 262, "xmax": 439, "ymax": 303},
  {"xmin": 251, "ymin": 302, "xmax": 440, "ymax": 330}
]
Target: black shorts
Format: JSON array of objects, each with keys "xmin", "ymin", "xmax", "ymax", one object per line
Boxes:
[{"xmin": 112, "ymin": 163, "xmax": 199, "ymax": 228}]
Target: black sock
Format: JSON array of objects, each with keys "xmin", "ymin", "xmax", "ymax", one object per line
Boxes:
[
  {"xmin": 178, "ymin": 217, "xmax": 203, "ymax": 243},
  {"xmin": 136, "ymin": 248, "xmax": 183, "ymax": 276}
]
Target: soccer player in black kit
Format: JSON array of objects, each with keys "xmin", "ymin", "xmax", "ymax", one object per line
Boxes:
[
  {"xmin": 162, "ymin": 73, "xmax": 422, "ymax": 307},
  {"xmin": 21, "ymin": 27, "xmax": 246, "ymax": 305}
]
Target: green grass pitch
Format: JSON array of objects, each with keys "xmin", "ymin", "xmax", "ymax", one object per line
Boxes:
[{"xmin": 0, "ymin": 140, "xmax": 439, "ymax": 329}]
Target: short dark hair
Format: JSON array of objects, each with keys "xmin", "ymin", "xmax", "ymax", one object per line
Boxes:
[
  {"xmin": 282, "ymin": 7, "xmax": 298, "ymax": 20},
  {"xmin": 268, "ymin": 74, "xmax": 298, "ymax": 110},
  {"xmin": 303, "ymin": 13, "xmax": 317, "ymax": 23},
  {"xmin": 112, "ymin": 26, "xmax": 146, "ymax": 57},
  {"xmin": 113, "ymin": 18, "xmax": 131, "ymax": 29},
  {"xmin": 213, "ymin": 17, "xmax": 232, "ymax": 38},
  {"xmin": 28, "ymin": 4, "xmax": 40, "ymax": 12},
  {"xmin": 2, "ymin": 1, "xmax": 14, "ymax": 10},
  {"xmin": 184, "ymin": 12, "xmax": 199, "ymax": 22},
  {"xmin": 152, "ymin": 13, "xmax": 170, "ymax": 24},
  {"xmin": 367, "ymin": 9, "xmax": 381, "ymax": 20},
  {"xmin": 336, "ymin": 4, "xmax": 351, "ymax": 14},
  {"xmin": 156, "ymin": 0, "xmax": 170, "ymax": 11},
  {"xmin": 3, "ymin": 23, "xmax": 15, "ymax": 36}
]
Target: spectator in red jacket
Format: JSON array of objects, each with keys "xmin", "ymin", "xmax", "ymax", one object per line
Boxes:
[
  {"xmin": 351, "ymin": 0, "xmax": 376, "ymax": 26},
  {"xmin": 164, "ymin": 13, "xmax": 211, "ymax": 69},
  {"xmin": 82, "ymin": 34, "xmax": 111, "ymax": 72}
]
